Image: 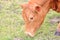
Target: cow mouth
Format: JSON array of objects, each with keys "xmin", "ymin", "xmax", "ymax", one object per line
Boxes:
[{"xmin": 25, "ymin": 31, "xmax": 35, "ymax": 37}]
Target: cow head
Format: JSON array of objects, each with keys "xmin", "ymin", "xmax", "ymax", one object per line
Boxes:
[{"xmin": 21, "ymin": 3, "xmax": 46, "ymax": 37}]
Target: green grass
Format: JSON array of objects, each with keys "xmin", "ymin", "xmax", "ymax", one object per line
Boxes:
[{"xmin": 0, "ymin": 0, "xmax": 60, "ymax": 40}]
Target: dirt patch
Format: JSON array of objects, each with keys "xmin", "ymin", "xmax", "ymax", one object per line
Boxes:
[{"xmin": 49, "ymin": 16, "xmax": 60, "ymax": 24}]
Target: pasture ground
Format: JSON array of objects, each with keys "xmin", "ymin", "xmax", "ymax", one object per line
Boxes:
[{"xmin": 0, "ymin": 0, "xmax": 60, "ymax": 40}]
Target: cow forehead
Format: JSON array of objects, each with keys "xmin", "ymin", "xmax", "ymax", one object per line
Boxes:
[
  {"xmin": 27, "ymin": 2, "xmax": 40, "ymax": 10},
  {"xmin": 24, "ymin": 5, "xmax": 35, "ymax": 13},
  {"xmin": 29, "ymin": 0, "xmax": 48, "ymax": 6},
  {"xmin": 27, "ymin": 5, "xmax": 35, "ymax": 10}
]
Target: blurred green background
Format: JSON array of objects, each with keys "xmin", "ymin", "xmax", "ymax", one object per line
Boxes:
[{"xmin": 0, "ymin": 0, "xmax": 60, "ymax": 40}]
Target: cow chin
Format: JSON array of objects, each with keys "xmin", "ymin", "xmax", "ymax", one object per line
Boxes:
[
  {"xmin": 25, "ymin": 24, "xmax": 39, "ymax": 37},
  {"xmin": 25, "ymin": 30, "xmax": 35, "ymax": 37}
]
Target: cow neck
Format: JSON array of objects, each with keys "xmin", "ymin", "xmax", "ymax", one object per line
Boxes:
[{"xmin": 29, "ymin": 0, "xmax": 49, "ymax": 7}]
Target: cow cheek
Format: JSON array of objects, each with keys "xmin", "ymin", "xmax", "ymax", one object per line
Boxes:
[{"xmin": 24, "ymin": 14, "xmax": 44, "ymax": 37}]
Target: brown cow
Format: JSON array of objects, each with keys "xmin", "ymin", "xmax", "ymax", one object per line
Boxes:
[{"xmin": 21, "ymin": 0, "xmax": 60, "ymax": 37}]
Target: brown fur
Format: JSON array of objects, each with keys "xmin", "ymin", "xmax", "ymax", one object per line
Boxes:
[{"xmin": 21, "ymin": 0, "xmax": 60, "ymax": 37}]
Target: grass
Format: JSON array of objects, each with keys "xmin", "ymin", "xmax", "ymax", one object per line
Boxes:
[{"xmin": 0, "ymin": 0, "xmax": 60, "ymax": 40}]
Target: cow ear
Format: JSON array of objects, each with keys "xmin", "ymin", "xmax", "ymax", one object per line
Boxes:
[
  {"xmin": 21, "ymin": 4, "xmax": 28, "ymax": 8},
  {"xmin": 35, "ymin": 6, "xmax": 41, "ymax": 12}
]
